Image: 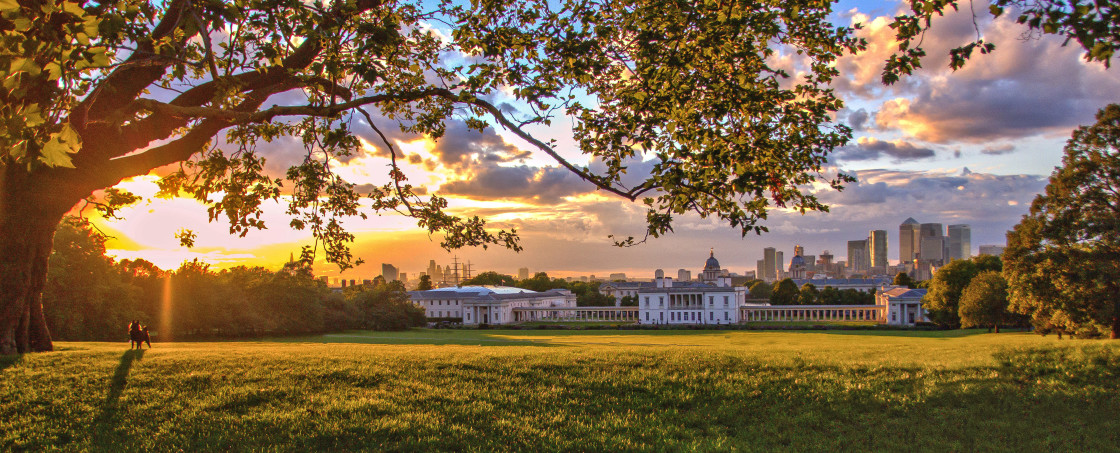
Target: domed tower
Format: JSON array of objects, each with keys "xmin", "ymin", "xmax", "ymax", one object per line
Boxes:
[
  {"xmin": 789, "ymin": 253, "xmax": 807, "ymax": 279},
  {"xmin": 701, "ymin": 249, "xmax": 722, "ymax": 283}
]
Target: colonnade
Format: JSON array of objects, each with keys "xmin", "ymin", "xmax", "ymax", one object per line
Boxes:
[
  {"xmin": 511, "ymin": 307, "xmax": 639, "ymax": 323},
  {"xmin": 740, "ymin": 305, "xmax": 884, "ymax": 322}
]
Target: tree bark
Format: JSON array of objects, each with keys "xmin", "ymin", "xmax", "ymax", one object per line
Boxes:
[
  {"xmin": 994, "ymin": 324, "xmax": 1000, "ymax": 334},
  {"xmin": 0, "ymin": 168, "xmax": 73, "ymax": 355}
]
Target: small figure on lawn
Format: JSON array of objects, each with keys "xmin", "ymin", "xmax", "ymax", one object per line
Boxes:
[
  {"xmin": 140, "ymin": 325, "xmax": 151, "ymax": 348},
  {"xmin": 128, "ymin": 320, "xmax": 143, "ymax": 349}
]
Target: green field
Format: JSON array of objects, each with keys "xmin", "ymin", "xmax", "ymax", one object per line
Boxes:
[{"xmin": 3, "ymin": 329, "xmax": 1118, "ymax": 451}]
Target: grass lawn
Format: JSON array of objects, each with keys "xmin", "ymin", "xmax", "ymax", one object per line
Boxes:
[{"xmin": 2, "ymin": 329, "xmax": 1118, "ymax": 451}]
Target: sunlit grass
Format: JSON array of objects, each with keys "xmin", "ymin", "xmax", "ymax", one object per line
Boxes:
[{"xmin": 2, "ymin": 330, "xmax": 1117, "ymax": 451}]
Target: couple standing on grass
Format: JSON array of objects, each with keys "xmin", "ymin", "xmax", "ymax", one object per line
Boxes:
[{"xmin": 128, "ymin": 321, "xmax": 151, "ymax": 349}]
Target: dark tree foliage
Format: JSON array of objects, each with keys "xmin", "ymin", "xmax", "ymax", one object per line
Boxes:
[
  {"xmin": 416, "ymin": 274, "xmax": 433, "ymax": 291},
  {"xmin": 1005, "ymin": 104, "xmax": 1120, "ymax": 339},
  {"xmin": 346, "ymin": 280, "xmax": 426, "ymax": 331},
  {"xmin": 923, "ymin": 256, "xmax": 1002, "ymax": 328},
  {"xmin": 38, "ymin": 217, "xmax": 423, "ymax": 339},
  {"xmin": 798, "ymin": 283, "xmax": 818, "ymax": 305},
  {"xmin": 748, "ymin": 281, "xmax": 772, "ymax": 300},
  {"xmin": 893, "ymin": 272, "xmax": 916, "ymax": 289},
  {"xmin": 770, "ymin": 278, "xmax": 799, "ymax": 305},
  {"xmin": 462, "ymin": 271, "xmax": 517, "ymax": 287},
  {"xmin": 958, "ymin": 270, "xmax": 1011, "ymax": 333}
]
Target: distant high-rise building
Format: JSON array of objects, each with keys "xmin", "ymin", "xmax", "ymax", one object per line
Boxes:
[
  {"xmin": 763, "ymin": 247, "xmax": 777, "ymax": 281},
  {"xmin": 899, "ymin": 218, "xmax": 921, "ymax": 265},
  {"xmin": 677, "ymin": 269, "xmax": 691, "ymax": 281},
  {"xmin": 869, "ymin": 230, "xmax": 888, "ymax": 269},
  {"xmin": 802, "ymin": 255, "xmax": 816, "ymax": 272},
  {"xmin": 775, "ymin": 251, "xmax": 785, "ymax": 279},
  {"xmin": 847, "ymin": 240, "xmax": 869, "ymax": 271},
  {"xmin": 609, "ymin": 273, "xmax": 628, "ymax": 281},
  {"xmin": 518, "ymin": 267, "xmax": 529, "ymax": 280},
  {"xmin": 382, "ymin": 263, "xmax": 399, "ymax": 282},
  {"xmin": 399, "ymin": 272, "xmax": 407, "ymax": 284},
  {"xmin": 919, "ymin": 223, "xmax": 944, "ymax": 265},
  {"xmin": 793, "ymin": 245, "xmax": 804, "ymax": 257},
  {"xmin": 756, "ymin": 259, "xmax": 765, "ymax": 281},
  {"xmin": 427, "ymin": 260, "xmax": 444, "ymax": 283},
  {"xmin": 947, "ymin": 224, "xmax": 971, "ymax": 261},
  {"xmin": 979, "ymin": 245, "xmax": 1005, "ymax": 256}
]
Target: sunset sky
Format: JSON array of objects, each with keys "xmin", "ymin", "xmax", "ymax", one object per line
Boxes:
[{"xmin": 89, "ymin": 0, "xmax": 1120, "ymax": 280}]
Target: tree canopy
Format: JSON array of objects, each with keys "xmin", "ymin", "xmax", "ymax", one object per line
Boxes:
[
  {"xmin": 958, "ymin": 270, "xmax": 1010, "ymax": 333},
  {"xmin": 1005, "ymin": 104, "xmax": 1120, "ymax": 339},
  {"xmin": 923, "ymin": 255, "xmax": 1002, "ymax": 328}
]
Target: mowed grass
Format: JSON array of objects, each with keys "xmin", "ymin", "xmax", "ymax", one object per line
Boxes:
[{"xmin": 2, "ymin": 330, "xmax": 1118, "ymax": 451}]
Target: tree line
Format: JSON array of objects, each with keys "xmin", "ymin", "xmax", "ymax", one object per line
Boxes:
[
  {"xmin": 458, "ymin": 271, "xmax": 618, "ymax": 306},
  {"xmin": 42, "ymin": 217, "xmax": 424, "ymax": 342}
]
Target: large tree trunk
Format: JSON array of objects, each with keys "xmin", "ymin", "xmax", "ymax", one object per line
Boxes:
[{"xmin": 1, "ymin": 168, "xmax": 75, "ymax": 355}]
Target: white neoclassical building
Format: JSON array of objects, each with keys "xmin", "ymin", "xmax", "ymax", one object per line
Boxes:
[
  {"xmin": 637, "ymin": 251, "xmax": 748, "ymax": 325},
  {"xmin": 407, "ymin": 286, "xmax": 576, "ymax": 325},
  {"xmin": 876, "ymin": 286, "xmax": 929, "ymax": 326}
]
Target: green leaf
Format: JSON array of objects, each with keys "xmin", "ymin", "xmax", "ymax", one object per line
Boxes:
[{"xmin": 39, "ymin": 123, "xmax": 82, "ymax": 168}]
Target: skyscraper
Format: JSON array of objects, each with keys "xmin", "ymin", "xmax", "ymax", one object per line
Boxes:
[
  {"xmin": 763, "ymin": 247, "xmax": 776, "ymax": 281},
  {"xmin": 775, "ymin": 251, "xmax": 785, "ymax": 278},
  {"xmin": 382, "ymin": 263, "xmax": 399, "ymax": 282},
  {"xmin": 518, "ymin": 267, "xmax": 529, "ymax": 280},
  {"xmin": 979, "ymin": 245, "xmax": 1005, "ymax": 256},
  {"xmin": 919, "ymin": 223, "xmax": 944, "ymax": 265},
  {"xmin": 947, "ymin": 224, "xmax": 971, "ymax": 261},
  {"xmin": 899, "ymin": 218, "xmax": 920, "ymax": 265},
  {"xmin": 847, "ymin": 240, "xmax": 869, "ymax": 271},
  {"xmin": 869, "ymin": 230, "xmax": 888, "ymax": 269}
]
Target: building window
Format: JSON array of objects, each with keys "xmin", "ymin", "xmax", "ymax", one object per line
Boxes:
[
  {"xmin": 709, "ymin": 296, "xmax": 714, "ymax": 306},
  {"xmin": 659, "ymin": 297, "xmax": 664, "ymax": 307},
  {"xmin": 644, "ymin": 297, "xmax": 649, "ymax": 307},
  {"xmin": 723, "ymin": 296, "xmax": 729, "ymax": 306},
  {"xmin": 645, "ymin": 313, "xmax": 649, "ymax": 321},
  {"xmin": 709, "ymin": 312, "xmax": 714, "ymax": 321},
  {"xmin": 725, "ymin": 312, "xmax": 730, "ymax": 320},
  {"xmin": 891, "ymin": 312, "xmax": 897, "ymax": 322}
]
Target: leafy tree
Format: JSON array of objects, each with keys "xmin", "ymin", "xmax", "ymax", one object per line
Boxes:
[
  {"xmin": 462, "ymin": 271, "xmax": 516, "ymax": 286},
  {"xmin": 770, "ymin": 279, "xmax": 799, "ymax": 305},
  {"xmin": 416, "ymin": 275, "xmax": 433, "ymax": 291},
  {"xmin": 924, "ymin": 256, "xmax": 1001, "ymax": 327},
  {"xmin": 0, "ymin": 0, "xmax": 866, "ymax": 353},
  {"xmin": 518, "ymin": 272, "xmax": 566, "ymax": 293},
  {"xmin": 347, "ymin": 281, "xmax": 425, "ymax": 330},
  {"xmin": 958, "ymin": 271, "xmax": 1011, "ymax": 333},
  {"xmin": 1005, "ymin": 104, "xmax": 1120, "ymax": 339},
  {"xmin": 748, "ymin": 281, "xmax": 772, "ymax": 300},
  {"xmin": 619, "ymin": 295, "xmax": 638, "ymax": 307},
  {"xmin": 818, "ymin": 286, "xmax": 841, "ymax": 305},
  {"xmin": 797, "ymin": 283, "xmax": 818, "ymax": 305},
  {"xmin": 893, "ymin": 272, "xmax": 916, "ymax": 289},
  {"xmin": 41, "ymin": 217, "xmax": 146, "ymax": 341}
]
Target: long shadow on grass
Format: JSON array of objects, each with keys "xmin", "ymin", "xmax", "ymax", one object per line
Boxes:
[{"xmin": 92, "ymin": 349, "xmax": 145, "ymax": 432}]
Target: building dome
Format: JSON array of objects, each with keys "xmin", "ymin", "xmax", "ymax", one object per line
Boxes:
[
  {"xmin": 790, "ymin": 255, "xmax": 806, "ymax": 267},
  {"xmin": 704, "ymin": 249, "xmax": 720, "ymax": 270}
]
